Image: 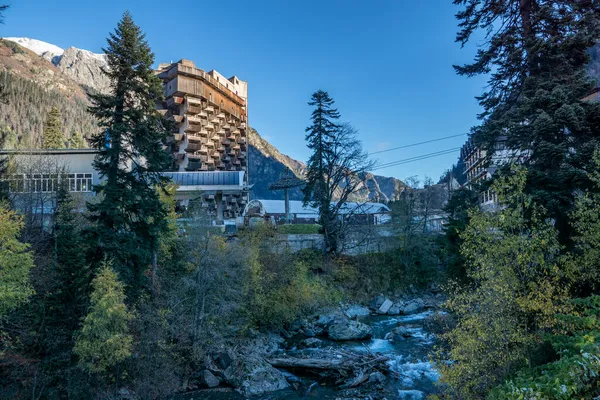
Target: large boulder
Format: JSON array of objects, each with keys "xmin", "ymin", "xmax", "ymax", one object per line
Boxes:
[
  {"xmin": 369, "ymin": 295, "xmax": 386, "ymax": 310},
  {"xmin": 387, "ymin": 302, "xmax": 403, "ymax": 315},
  {"xmin": 345, "ymin": 305, "xmax": 371, "ymax": 318},
  {"xmin": 377, "ymin": 299, "xmax": 394, "ymax": 314},
  {"xmin": 402, "ymin": 299, "xmax": 425, "ymax": 315},
  {"xmin": 223, "ymin": 356, "xmax": 290, "ymax": 396},
  {"xmin": 314, "ymin": 311, "xmax": 343, "ymax": 327},
  {"xmin": 199, "ymin": 370, "xmax": 220, "ymax": 388},
  {"xmin": 328, "ymin": 320, "xmax": 372, "ymax": 341},
  {"xmin": 215, "ymin": 350, "xmax": 236, "ymax": 370}
]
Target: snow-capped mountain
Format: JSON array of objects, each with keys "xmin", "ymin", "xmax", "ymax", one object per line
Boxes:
[
  {"xmin": 3, "ymin": 37, "xmax": 109, "ymax": 93},
  {"xmin": 3, "ymin": 37, "xmax": 64, "ymax": 62}
]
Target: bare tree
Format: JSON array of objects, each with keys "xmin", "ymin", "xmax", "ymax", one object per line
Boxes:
[{"xmin": 318, "ymin": 123, "xmax": 375, "ymax": 254}]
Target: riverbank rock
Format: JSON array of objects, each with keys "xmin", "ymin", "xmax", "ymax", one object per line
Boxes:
[
  {"xmin": 377, "ymin": 299, "xmax": 394, "ymax": 314},
  {"xmin": 215, "ymin": 350, "xmax": 235, "ymax": 370},
  {"xmin": 328, "ymin": 319, "xmax": 372, "ymax": 341},
  {"xmin": 387, "ymin": 326, "xmax": 414, "ymax": 342},
  {"xmin": 402, "ymin": 299, "xmax": 424, "ymax": 315},
  {"xmin": 369, "ymin": 295, "xmax": 386, "ymax": 310},
  {"xmin": 199, "ymin": 370, "xmax": 220, "ymax": 388},
  {"xmin": 344, "ymin": 305, "xmax": 371, "ymax": 318},
  {"xmin": 314, "ymin": 310, "xmax": 344, "ymax": 328},
  {"xmin": 388, "ymin": 302, "xmax": 402, "ymax": 315},
  {"xmin": 368, "ymin": 371, "xmax": 386, "ymax": 384},
  {"xmin": 299, "ymin": 337, "xmax": 323, "ymax": 348},
  {"xmin": 223, "ymin": 356, "xmax": 290, "ymax": 396}
]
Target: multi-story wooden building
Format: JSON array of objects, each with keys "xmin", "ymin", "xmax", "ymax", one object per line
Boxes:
[{"xmin": 157, "ymin": 59, "xmax": 249, "ymax": 220}]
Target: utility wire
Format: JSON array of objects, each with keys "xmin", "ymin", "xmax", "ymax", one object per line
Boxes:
[
  {"xmin": 368, "ymin": 133, "xmax": 467, "ymax": 155},
  {"xmin": 372, "ymin": 147, "xmax": 461, "ymax": 171}
]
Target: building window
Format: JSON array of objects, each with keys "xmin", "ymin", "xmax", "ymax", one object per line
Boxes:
[{"xmin": 5, "ymin": 173, "xmax": 93, "ymax": 193}]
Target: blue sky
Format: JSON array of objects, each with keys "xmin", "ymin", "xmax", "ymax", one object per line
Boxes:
[{"xmin": 4, "ymin": 1, "xmax": 487, "ymax": 183}]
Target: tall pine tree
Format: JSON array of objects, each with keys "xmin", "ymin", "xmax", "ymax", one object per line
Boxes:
[
  {"xmin": 87, "ymin": 12, "xmax": 171, "ymax": 293},
  {"xmin": 303, "ymin": 90, "xmax": 340, "ymax": 253},
  {"xmin": 454, "ymin": 0, "xmax": 600, "ymax": 236},
  {"xmin": 43, "ymin": 106, "xmax": 65, "ymax": 149}
]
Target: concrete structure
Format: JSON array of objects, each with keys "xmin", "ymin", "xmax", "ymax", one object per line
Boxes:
[
  {"xmin": 243, "ymin": 199, "xmax": 391, "ymax": 225},
  {"xmin": 0, "ymin": 149, "xmax": 248, "ymax": 223},
  {"xmin": 156, "ymin": 59, "xmax": 249, "ymax": 219}
]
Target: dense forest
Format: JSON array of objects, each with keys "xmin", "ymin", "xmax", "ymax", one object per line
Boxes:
[{"xmin": 0, "ymin": 70, "xmax": 96, "ymax": 148}]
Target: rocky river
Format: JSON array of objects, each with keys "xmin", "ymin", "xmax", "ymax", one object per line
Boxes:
[{"xmin": 173, "ymin": 295, "xmax": 444, "ymax": 400}]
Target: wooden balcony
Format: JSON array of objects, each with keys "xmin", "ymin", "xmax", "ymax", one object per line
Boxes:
[
  {"xmin": 187, "ymin": 134, "xmax": 203, "ymax": 142},
  {"xmin": 166, "ymin": 96, "xmax": 184, "ymax": 109},
  {"xmin": 185, "ymin": 143, "xmax": 202, "ymax": 153},
  {"xmin": 185, "ymin": 104, "xmax": 203, "ymax": 115}
]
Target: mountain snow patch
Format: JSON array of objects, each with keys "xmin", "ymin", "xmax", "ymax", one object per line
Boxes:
[{"xmin": 3, "ymin": 37, "xmax": 64, "ymax": 60}]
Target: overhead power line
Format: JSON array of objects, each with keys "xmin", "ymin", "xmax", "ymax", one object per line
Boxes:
[
  {"xmin": 371, "ymin": 147, "xmax": 461, "ymax": 171},
  {"xmin": 368, "ymin": 133, "xmax": 467, "ymax": 155}
]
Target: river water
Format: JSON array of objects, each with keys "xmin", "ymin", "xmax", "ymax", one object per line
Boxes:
[{"xmin": 177, "ymin": 311, "xmax": 441, "ymax": 400}]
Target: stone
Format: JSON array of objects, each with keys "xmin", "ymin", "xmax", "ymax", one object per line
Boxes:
[
  {"xmin": 344, "ymin": 305, "xmax": 371, "ymax": 318},
  {"xmin": 388, "ymin": 326, "xmax": 414, "ymax": 342},
  {"xmin": 369, "ymin": 295, "xmax": 386, "ymax": 310},
  {"xmin": 299, "ymin": 337, "xmax": 323, "ymax": 348},
  {"xmin": 328, "ymin": 320, "xmax": 372, "ymax": 341},
  {"xmin": 377, "ymin": 299, "xmax": 394, "ymax": 314},
  {"xmin": 387, "ymin": 302, "xmax": 403, "ymax": 315},
  {"xmin": 402, "ymin": 299, "xmax": 425, "ymax": 315},
  {"xmin": 368, "ymin": 371, "xmax": 386, "ymax": 384},
  {"xmin": 215, "ymin": 350, "xmax": 235, "ymax": 370},
  {"xmin": 303, "ymin": 328, "xmax": 316, "ymax": 337},
  {"xmin": 199, "ymin": 370, "xmax": 220, "ymax": 388},
  {"xmin": 223, "ymin": 356, "xmax": 290, "ymax": 396},
  {"xmin": 289, "ymin": 318, "xmax": 308, "ymax": 332},
  {"xmin": 315, "ymin": 311, "xmax": 340, "ymax": 327}
]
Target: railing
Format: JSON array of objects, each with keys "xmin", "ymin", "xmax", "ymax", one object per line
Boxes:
[{"xmin": 161, "ymin": 171, "xmax": 243, "ymax": 187}]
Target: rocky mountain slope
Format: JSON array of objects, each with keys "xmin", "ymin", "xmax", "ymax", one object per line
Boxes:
[
  {"xmin": 4, "ymin": 37, "xmax": 110, "ymax": 93},
  {"xmin": 249, "ymin": 129, "xmax": 405, "ymax": 202},
  {"xmin": 0, "ymin": 37, "xmax": 404, "ymax": 202}
]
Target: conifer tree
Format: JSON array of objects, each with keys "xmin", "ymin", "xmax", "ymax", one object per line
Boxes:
[
  {"xmin": 68, "ymin": 131, "xmax": 86, "ymax": 148},
  {"xmin": 0, "ymin": 201, "xmax": 34, "ymax": 316},
  {"xmin": 43, "ymin": 106, "xmax": 65, "ymax": 148},
  {"xmin": 303, "ymin": 90, "xmax": 340, "ymax": 252},
  {"xmin": 51, "ymin": 184, "xmax": 91, "ymax": 323},
  {"xmin": 86, "ymin": 12, "xmax": 171, "ymax": 291},
  {"xmin": 40, "ymin": 184, "xmax": 91, "ymax": 380},
  {"xmin": 454, "ymin": 0, "xmax": 600, "ymax": 235},
  {"xmin": 302, "ymin": 91, "xmax": 372, "ymax": 253},
  {"xmin": 74, "ymin": 263, "xmax": 132, "ymax": 375}
]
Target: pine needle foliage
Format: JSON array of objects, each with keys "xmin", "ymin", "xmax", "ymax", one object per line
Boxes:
[
  {"xmin": 0, "ymin": 202, "xmax": 34, "ymax": 317},
  {"xmin": 86, "ymin": 12, "xmax": 172, "ymax": 291},
  {"xmin": 454, "ymin": 0, "xmax": 600, "ymax": 235},
  {"xmin": 74, "ymin": 262, "xmax": 132, "ymax": 375},
  {"xmin": 42, "ymin": 106, "xmax": 65, "ymax": 148}
]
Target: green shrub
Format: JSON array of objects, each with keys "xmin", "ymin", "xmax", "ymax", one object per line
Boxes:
[{"xmin": 242, "ymin": 226, "xmax": 339, "ymax": 329}]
